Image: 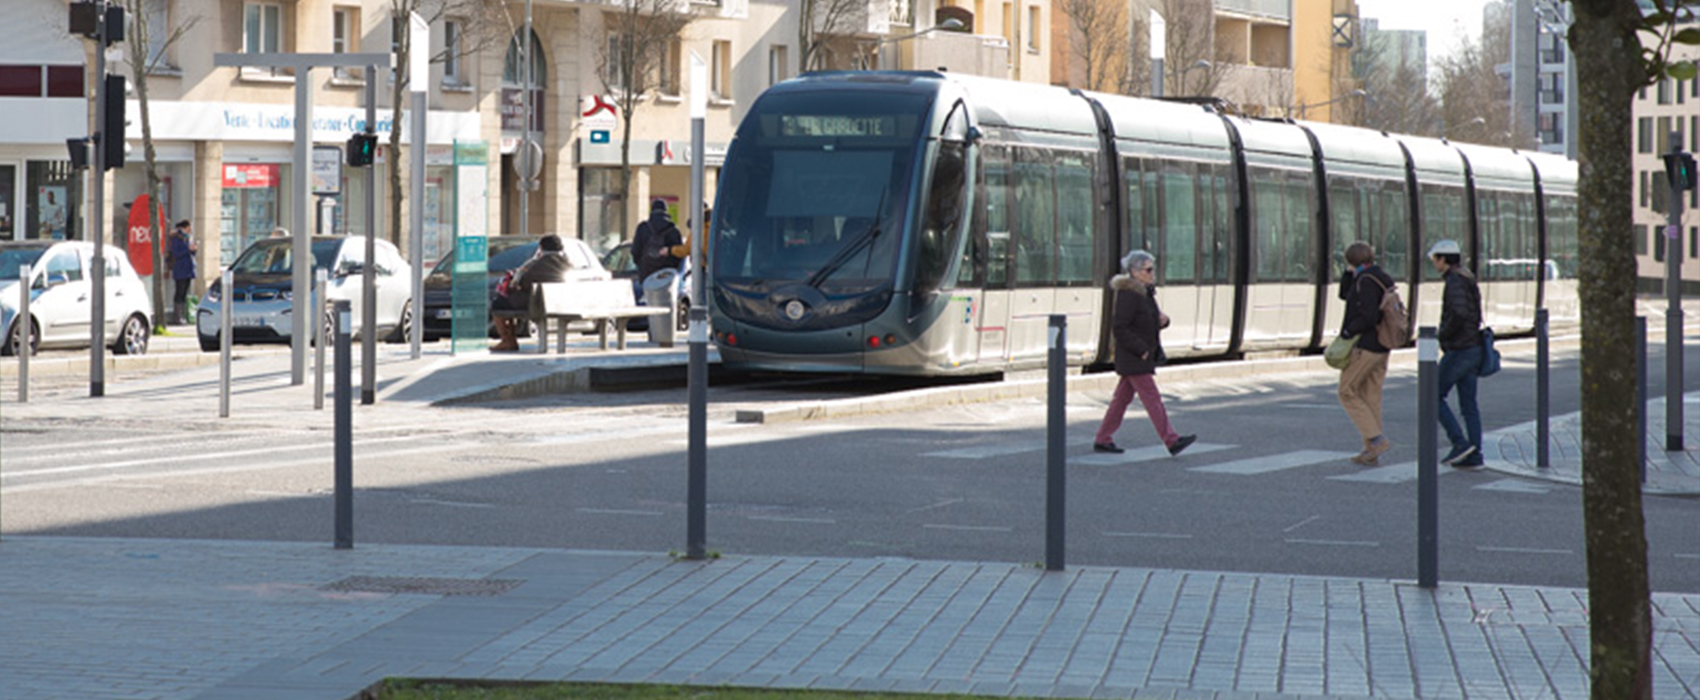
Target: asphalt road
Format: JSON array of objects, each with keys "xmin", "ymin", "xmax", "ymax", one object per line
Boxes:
[{"xmin": 4, "ymin": 340, "xmax": 1698, "ymax": 593}]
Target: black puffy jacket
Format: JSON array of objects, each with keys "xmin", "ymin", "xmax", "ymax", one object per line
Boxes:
[
  {"xmin": 1338, "ymin": 265, "xmax": 1394, "ymax": 354},
  {"xmin": 1437, "ymin": 268, "xmax": 1483, "ymax": 351}
]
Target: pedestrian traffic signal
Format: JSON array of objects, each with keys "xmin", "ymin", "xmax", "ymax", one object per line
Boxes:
[
  {"xmin": 1664, "ymin": 152, "xmax": 1697, "ymax": 192},
  {"xmin": 346, "ymin": 132, "xmax": 376, "ymax": 167}
]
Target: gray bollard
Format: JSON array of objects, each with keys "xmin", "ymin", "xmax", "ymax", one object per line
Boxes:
[
  {"xmin": 685, "ymin": 305, "xmax": 708, "ymax": 560},
  {"xmin": 219, "ymin": 270, "xmax": 232, "ymax": 418},
  {"xmin": 16, "ymin": 265, "xmax": 28, "ymax": 403},
  {"xmin": 1637, "ymin": 317, "xmax": 1648, "ymax": 483},
  {"xmin": 1046, "ymin": 315, "xmax": 1067, "ymax": 572},
  {"xmin": 1417, "ymin": 326, "xmax": 1438, "ymax": 589},
  {"xmin": 334, "ymin": 300, "xmax": 353, "ymax": 549},
  {"xmin": 1536, "ymin": 309, "xmax": 1549, "ymax": 468},
  {"xmin": 314, "ymin": 269, "xmax": 327, "ymax": 411}
]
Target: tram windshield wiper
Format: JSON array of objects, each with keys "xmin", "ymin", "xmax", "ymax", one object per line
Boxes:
[{"xmin": 804, "ymin": 222, "xmax": 881, "ymax": 290}]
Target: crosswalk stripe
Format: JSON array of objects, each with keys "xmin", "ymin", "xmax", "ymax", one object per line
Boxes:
[
  {"xmin": 920, "ymin": 444, "xmax": 1041, "ymax": 459},
  {"xmin": 1188, "ymin": 449, "xmax": 1357, "ymax": 475},
  {"xmin": 1473, "ymin": 478, "xmax": 1551, "ymax": 494},
  {"xmin": 1073, "ymin": 442, "xmax": 1232, "ymax": 466}
]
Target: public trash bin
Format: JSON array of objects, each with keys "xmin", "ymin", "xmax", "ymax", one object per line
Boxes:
[{"xmin": 643, "ymin": 268, "xmax": 679, "ymax": 347}]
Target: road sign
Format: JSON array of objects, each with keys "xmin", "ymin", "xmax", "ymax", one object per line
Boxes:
[{"xmin": 591, "ymin": 130, "xmax": 610, "ymax": 144}]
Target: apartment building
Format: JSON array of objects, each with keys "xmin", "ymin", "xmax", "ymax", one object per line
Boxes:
[{"xmin": 1632, "ymin": 64, "xmax": 1700, "ymax": 293}]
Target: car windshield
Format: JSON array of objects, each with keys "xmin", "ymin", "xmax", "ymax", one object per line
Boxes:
[
  {"xmin": 229, "ymin": 239, "xmax": 341, "ymax": 274},
  {"xmin": 0, "ymin": 246, "xmax": 48, "ymax": 280},
  {"xmin": 426, "ymin": 239, "xmax": 539, "ymax": 281}
]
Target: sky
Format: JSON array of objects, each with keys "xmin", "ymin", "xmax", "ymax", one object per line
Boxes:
[{"xmin": 1355, "ymin": 0, "xmax": 1491, "ymax": 64}]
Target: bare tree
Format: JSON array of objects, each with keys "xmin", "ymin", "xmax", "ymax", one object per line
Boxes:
[
  {"xmin": 1435, "ymin": 28, "xmax": 1513, "ymax": 146},
  {"xmin": 117, "ymin": 0, "xmax": 198, "ymax": 331},
  {"xmin": 1569, "ymin": 1, "xmax": 1700, "ymax": 697},
  {"xmin": 1352, "ymin": 36, "xmax": 1440, "ymax": 135},
  {"xmin": 1062, "ymin": 0, "xmax": 1131, "ymax": 93},
  {"xmin": 799, "ymin": 0, "xmax": 866, "ymax": 73},
  {"xmin": 591, "ymin": 0, "xmax": 696, "ymax": 243},
  {"xmin": 1162, "ymin": 0, "xmax": 1229, "ymax": 98},
  {"xmin": 383, "ymin": 0, "xmax": 506, "ymax": 253}
]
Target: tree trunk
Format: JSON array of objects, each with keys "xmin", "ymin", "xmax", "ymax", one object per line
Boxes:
[
  {"xmin": 1569, "ymin": 5, "xmax": 1654, "ymax": 699},
  {"xmin": 137, "ymin": 67, "xmax": 167, "ymax": 329}
]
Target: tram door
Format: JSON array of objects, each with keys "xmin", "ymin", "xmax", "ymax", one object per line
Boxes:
[{"xmin": 975, "ymin": 147, "xmax": 1013, "ymax": 364}]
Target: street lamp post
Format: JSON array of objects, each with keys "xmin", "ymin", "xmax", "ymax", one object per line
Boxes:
[{"xmin": 1296, "ymin": 88, "xmax": 1367, "ymax": 120}]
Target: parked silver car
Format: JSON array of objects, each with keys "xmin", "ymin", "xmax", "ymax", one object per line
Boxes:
[
  {"xmin": 196, "ymin": 236, "xmax": 413, "ymax": 352},
  {"xmin": 0, "ymin": 240, "xmax": 152, "ymax": 356}
]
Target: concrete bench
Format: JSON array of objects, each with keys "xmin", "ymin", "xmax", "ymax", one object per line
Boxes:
[{"xmin": 520, "ymin": 280, "xmax": 666, "ymax": 353}]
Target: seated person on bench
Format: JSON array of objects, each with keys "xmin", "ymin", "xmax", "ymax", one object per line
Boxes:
[{"xmin": 491, "ymin": 234, "xmax": 575, "ymax": 352}]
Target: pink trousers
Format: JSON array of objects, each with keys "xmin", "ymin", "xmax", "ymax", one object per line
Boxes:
[{"xmin": 1095, "ymin": 373, "xmax": 1180, "ymax": 447}]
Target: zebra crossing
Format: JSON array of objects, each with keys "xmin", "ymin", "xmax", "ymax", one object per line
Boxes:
[{"xmin": 920, "ymin": 440, "xmax": 1553, "ymax": 492}]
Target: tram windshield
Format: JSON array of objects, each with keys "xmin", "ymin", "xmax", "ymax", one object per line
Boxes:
[{"xmin": 713, "ymin": 91, "xmax": 928, "ymax": 294}]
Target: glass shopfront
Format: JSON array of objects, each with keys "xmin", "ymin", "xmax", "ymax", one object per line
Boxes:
[
  {"xmin": 219, "ymin": 162, "xmax": 285, "ymax": 266},
  {"xmin": 25, "ymin": 160, "xmax": 80, "ymax": 240}
]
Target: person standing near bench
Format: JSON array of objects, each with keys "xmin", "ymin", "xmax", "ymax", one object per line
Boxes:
[
  {"xmin": 633, "ymin": 199, "xmax": 684, "ymax": 284},
  {"xmin": 491, "ymin": 234, "xmax": 574, "ymax": 352}
]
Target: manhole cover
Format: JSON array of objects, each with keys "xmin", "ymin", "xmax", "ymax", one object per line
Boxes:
[{"xmin": 320, "ymin": 576, "xmax": 522, "ymax": 597}]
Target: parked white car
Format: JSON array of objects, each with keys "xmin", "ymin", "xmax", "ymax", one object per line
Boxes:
[
  {"xmin": 0, "ymin": 240, "xmax": 153, "ymax": 356},
  {"xmin": 196, "ymin": 236, "xmax": 413, "ymax": 352}
]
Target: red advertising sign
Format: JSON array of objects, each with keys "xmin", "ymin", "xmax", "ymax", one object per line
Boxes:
[
  {"xmin": 126, "ymin": 194, "xmax": 165, "ymax": 276},
  {"xmin": 221, "ymin": 163, "xmax": 277, "ymax": 189}
]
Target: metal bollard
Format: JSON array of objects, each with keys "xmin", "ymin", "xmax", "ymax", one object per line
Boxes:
[
  {"xmin": 334, "ymin": 300, "xmax": 353, "ymax": 549},
  {"xmin": 1045, "ymin": 315, "xmax": 1067, "ymax": 572},
  {"xmin": 314, "ymin": 269, "xmax": 327, "ymax": 411},
  {"xmin": 1637, "ymin": 317, "xmax": 1648, "ymax": 483},
  {"xmin": 1669, "ymin": 292, "xmax": 1685, "ymax": 452},
  {"xmin": 685, "ymin": 305, "xmax": 708, "ymax": 560},
  {"xmin": 1417, "ymin": 326, "xmax": 1438, "ymax": 589},
  {"xmin": 219, "ymin": 270, "xmax": 232, "ymax": 418},
  {"xmin": 16, "ymin": 265, "xmax": 28, "ymax": 403},
  {"xmin": 1536, "ymin": 309, "xmax": 1549, "ymax": 469}
]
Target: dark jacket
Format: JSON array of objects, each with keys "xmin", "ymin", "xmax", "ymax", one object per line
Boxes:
[
  {"xmin": 1437, "ymin": 267, "xmax": 1483, "ymax": 351},
  {"xmin": 1110, "ymin": 274, "xmax": 1167, "ymax": 377},
  {"xmin": 169, "ymin": 229, "xmax": 197, "ymax": 280},
  {"xmin": 503, "ymin": 251, "xmax": 574, "ymax": 307},
  {"xmin": 1338, "ymin": 264, "xmax": 1394, "ymax": 354},
  {"xmin": 633, "ymin": 211, "xmax": 683, "ymax": 282}
]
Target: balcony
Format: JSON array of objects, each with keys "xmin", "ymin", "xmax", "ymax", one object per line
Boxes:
[
  {"xmin": 1215, "ymin": 0, "xmax": 1291, "ymax": 22},
  {"xmin": 899, "ymin": 29, "xmax": 1011, "ymax": 79}
]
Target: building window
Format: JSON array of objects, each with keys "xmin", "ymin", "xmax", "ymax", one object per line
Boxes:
[
  {"xmin": 1027, "ymin": 5, "xmax": 1039, "ymax": 52},
  {"xmin": 332, "ymin": 7, "xmax": 360, "ymax": 80},
  {"xmin": 1658, "ymin": 116, "xmax": 1672, "ymax": 153},
  {"xmin": 243, "ymin": 2, "xmax": 285, "ymax": 77},
  {"xmin": 1656, "ymin": 226, "xmax": 1666, "ymax": 262},
  {"xmin": 1641, "ymin": 170, "xmax": 1650, "ymax": 208},
  {"xmin": 138, "ymin": 0, "xmax": 174, "ymax": 70},
  {"xmin": 890, "ymin": 0, "xmax": 913, "ymax": 26},
  {"xmin": 1691, "ymin": 227, "xmax": 1697, "ymax": 259},
  {"xmin": 711, "ymin": 39, "xmax": 731, "ymax": 100},
  {"xmin": 768, "ymin": 45, "xmax": 789, "ymax": 86},
  {"xmin": 605, "ymin": 33, "xmax": 626, "ymax": 88},
  {"xmin": 659, "ymin": 39, "xmax": 681, "ymax": 96},
  {"xmin": 1659, "ymin": 78, "xmax": 1673, "ymax": 104},
  {"xmin": 1639, "ymin": 117, "xmax": 1654, "ymax": 154},
  {"xmin": 1637, "ymin": 225, "xmax": 1649, "ymax": 256},
  {"xmin": 443, "ymin": 19, "xmax": 463, "ymax": 85}
]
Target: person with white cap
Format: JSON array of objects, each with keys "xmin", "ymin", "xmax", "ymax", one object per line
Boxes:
[{"xmin": 1429, "ymin": 238, "xmax": 1486, "ymax": 470}]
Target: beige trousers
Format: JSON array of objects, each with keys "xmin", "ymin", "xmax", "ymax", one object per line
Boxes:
[{"xmin": 1338, "ymin": 347, "xmax": 1389, "ymax": 441}]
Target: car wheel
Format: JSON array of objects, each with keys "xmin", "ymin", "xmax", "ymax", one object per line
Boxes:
[
  {"xmin": 386, "ymin": 301, "xmax": 413, "ymax": 343},
  {"xmin": 676, "ymin": 297, "xmax": 690, "ymax": 333},
  {"xmin": 113, "ymin": 314, "xmax": 150, "ymax": 355},
  {"xmin": 1, "ymin": 317, "xmax": 37, "ymax": 356}
]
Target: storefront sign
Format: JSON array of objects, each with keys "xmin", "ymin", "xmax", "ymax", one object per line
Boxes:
[
  {"xmin": 130, "ymin": 101, "xmax": 481, "ymax": 144},
  {"xmin": 222, "ymin": 164, "xmax": 277, "ymax": 189},
  {"xmin": 125, "ymin": 194, "xmax": 165, "ymax": 276}
]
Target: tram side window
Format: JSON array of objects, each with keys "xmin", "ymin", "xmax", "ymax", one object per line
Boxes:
[
  {"xmin": 1329, "ymin": 179, "xmax": 1361, "ymax": 269},
  {"xmin": 1546, "ymin": 195, "xmax": 1579, "ymax": 278},
  {"xmin": 1286, "ymin": 171, "xmax": 1315, "ymax": 282},
  {"xmin": 1373, "ymin": 180, "xmax": 1410, "ymax": 278},
  {"xmin": 1123, "ymin": 157, "xmax": 1146, "ymax": 256},
  {"xmin": 1013, "ymin": 149, "xmax": 1056, "ymax": 286},
  {"xmin": 1478, "ymin": 193, "xmax": 1502, "ymax": 280},
  {"xmin": 1160, "ymin": 163, "xmax": 1197, "ymax": 283},
  {"xmin": 1249, "ymin": 168, "xmax": 1286, "ymax": 282},
  {"xmin": 983, "ymin": 146, "xmax": 1012, "ymax": 287},
  {"xmin": 1202, "ymin": 164, "xmax": 1233, "ymax": 284},
  {"xmin": 1420, "ymin": 185, "xmax": 1466, "ymax": 281},
  {"xmin": 1055, "ymin": 152, "xmax": 1094, "ymax": 286}
]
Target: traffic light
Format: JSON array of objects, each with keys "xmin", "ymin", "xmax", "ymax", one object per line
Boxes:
[
  {"xmin": 103, "ymin": 74, "xmax": 125, "ymax": 170},
  {"xmin": 346, "ymin": 132, "xmax": 376, "ymax": 167},
  {"xmin": 1664, "ymin": 152, "xmax": 1697, "ymax": 192},
  {"xmin": 66, "ymin": 137, "xmax": 90, "ymax": 169}
]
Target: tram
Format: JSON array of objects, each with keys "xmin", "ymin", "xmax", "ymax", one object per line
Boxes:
[{"xmin": 706, "ymin": 71, "xmax": 1579, "ymax": 376}]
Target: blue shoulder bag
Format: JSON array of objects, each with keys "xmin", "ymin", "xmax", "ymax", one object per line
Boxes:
[{"xmin": 1478, "ymin": 327, "xmax": 1502, "ymax": 377}]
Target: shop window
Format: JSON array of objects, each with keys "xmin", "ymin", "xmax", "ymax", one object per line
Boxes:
[{"xmin": 26, "ymin": 161, "xmax": 80, "ymax": 241}]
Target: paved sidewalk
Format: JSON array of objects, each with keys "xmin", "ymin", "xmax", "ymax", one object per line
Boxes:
[
  {"xmin": 4, "ymin": 536, "xmax": 1698, "ymax": 700},
  {"xmin": 1483, "ymin": 395, "xmax": 1700, "ymax": 496}
]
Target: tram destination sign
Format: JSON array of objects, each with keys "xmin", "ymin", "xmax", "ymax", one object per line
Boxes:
[{"xmin": 782, "ymin": 115, "xmax": 896, "ymax": 137}]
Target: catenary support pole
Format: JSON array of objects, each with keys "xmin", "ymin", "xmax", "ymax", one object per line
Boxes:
[
  {"xmin": 1536, "ymin": 308, "xmax": 1549, "ymax": 468},
  {"xmin": 1417, "ymin": 326, "xmax": 1438, "ymax": 589},
  {"xmin": 1046, "ymin": 314, "xmax": 1066, "ymax": 572},
  {"xmin": 334, "ymin": 299, "xmax": 353, "ymax": 549},
  {"xmin": 684, "ymin": 51, "xmax": 709, "ymax": 561}
]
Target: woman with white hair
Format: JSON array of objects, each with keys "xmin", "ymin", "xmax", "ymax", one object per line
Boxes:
[{"xmin": 1094, "ymin": 250, "xmax": 1196, "ymax": 456}]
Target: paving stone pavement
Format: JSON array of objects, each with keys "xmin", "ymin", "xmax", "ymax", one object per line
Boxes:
[{"xmin": 3, "ymin": 536, "xmax": 1700, "ymax": 700}]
